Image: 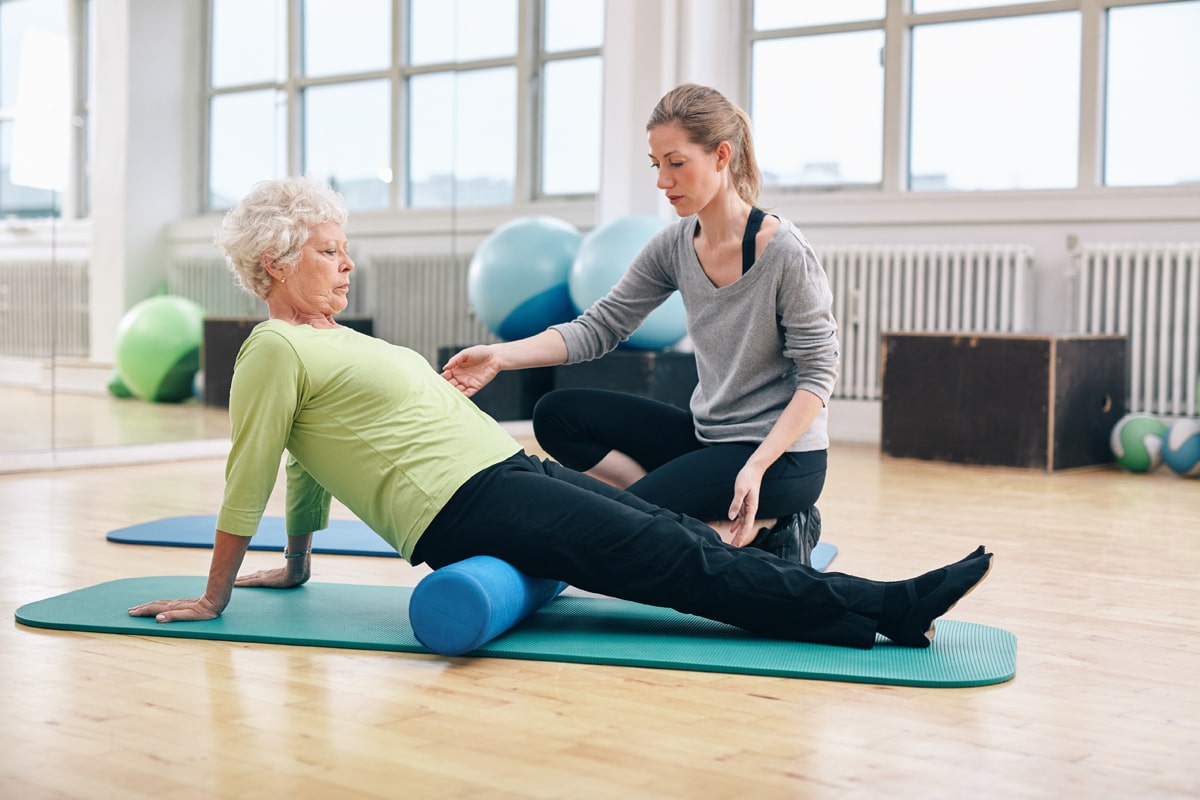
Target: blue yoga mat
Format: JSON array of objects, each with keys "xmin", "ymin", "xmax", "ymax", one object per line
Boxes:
[
  {"xmin": 107, "ymin": 515, "xmax": 399, "ymax": 557},
  {"xmin": 106, "ymin": 515, "xmax": 840, "ymax": 570},
  {"xmin": 15, "ymin": 577, "xmax": 1016, "ymax": 687}
]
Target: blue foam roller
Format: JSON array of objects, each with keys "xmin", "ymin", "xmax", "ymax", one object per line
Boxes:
[{"xmin": 409, "ymin": 556, "xmax": 568, "ymax": 656}]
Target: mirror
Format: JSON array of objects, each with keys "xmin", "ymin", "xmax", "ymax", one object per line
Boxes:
[
  {"xmin": 0, "ymin": 1, "xmax": 230, "ymax": 470},
  {"xmin": 0, "ymin": 0, "xmax": 65, "ymax": 464}
]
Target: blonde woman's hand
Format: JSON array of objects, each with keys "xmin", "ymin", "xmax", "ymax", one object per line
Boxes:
[
  {"xmin": 726, "ymin": 465, "xmax": 765, "ymax": 547},
  {"xmin": 441, "ymin": 345, "xmax": 502, "ymax": 396}
]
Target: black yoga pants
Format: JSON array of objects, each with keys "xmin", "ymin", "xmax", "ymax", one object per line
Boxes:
[
  {"xmin": 411, "ymin": 451, "xmax": 883, "ymax": 648},
  {"xmin": 532, "ymin": 388, "xmax": 827, "ymax": 522}
]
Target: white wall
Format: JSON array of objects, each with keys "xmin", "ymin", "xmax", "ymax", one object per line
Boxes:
[{"xmin": 89, "ymin": 0, "xmax": 200, "ymax": 363}]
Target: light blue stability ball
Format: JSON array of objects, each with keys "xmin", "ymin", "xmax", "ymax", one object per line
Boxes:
[
  {"xmin": 568, "ymin": 214, "xmax": 687, "ymax": 350},
  {"xmin": 467, "ymin": 216, "xmax": 582, "ymax": 341}
]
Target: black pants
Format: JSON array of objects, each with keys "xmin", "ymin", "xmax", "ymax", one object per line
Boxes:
[
  {"xmin": 532, "ymin": 388, "xmax": 826, "ymax": 522},
  {"xmin": 412, "ymin": 452, "xmax": 883, "ymax": 648}
]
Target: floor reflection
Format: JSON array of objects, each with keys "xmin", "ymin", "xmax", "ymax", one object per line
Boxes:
[{"xmin": 0, "ymin": 386, "xmax": 231, "ymax": 452}]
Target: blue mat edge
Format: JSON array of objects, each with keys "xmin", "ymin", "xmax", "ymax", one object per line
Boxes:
[
  {"xmin": 15, "ymin": 576, "xmax": 1015, "ymax": 689},
  {"xmin": 106, "ymin": 515, "xmax": 403, "ymax": 558}
]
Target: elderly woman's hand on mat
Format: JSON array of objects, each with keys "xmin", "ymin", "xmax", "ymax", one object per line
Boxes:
[
  {"xmin": 128, "ymin": 528, "xmax": 264, "ymax": 622},
  {"xmin": 127, "ymin": 564, "xmax": 307, "ymax": 623},
  {"xmin": 128, "ymin": 595, "xmax": 226, "ymax": 623},
  {"xmin": 233, "ymin": 535, "xmax": 313, "ymax": 588},
  {"xmin": 234, "ymin": 564, "xmax": 310, "ymax": 589}
]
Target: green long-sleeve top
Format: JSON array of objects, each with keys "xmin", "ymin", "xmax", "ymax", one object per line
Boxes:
[{"xmin": 215, "ymin": 320, "xmax": 521, "ymax": 560}]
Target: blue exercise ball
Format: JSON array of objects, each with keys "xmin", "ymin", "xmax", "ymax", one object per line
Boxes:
[
  {"xmin": 467, "ymin": 216, "xmax": 582, "ymax": 341},
  {"xmin": 113, "ymin": 295, "xmax": 205, "ymax": 403},
  {"xmin": 1162, "ymin": 418, "xmax": 1200, "ymax": 478},
  {"xmin": 568, "ymin": 215, "xmax": 687, "ymax": 350}
]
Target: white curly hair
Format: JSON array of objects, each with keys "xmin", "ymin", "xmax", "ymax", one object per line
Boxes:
[{"xmin": 213, "ymin": 176, "xmax": 348, "ymax": 301}]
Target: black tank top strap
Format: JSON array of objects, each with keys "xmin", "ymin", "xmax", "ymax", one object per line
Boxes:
[{"xmin": 742, "ymin": 207, "xmax": 766, "ymax": 275}]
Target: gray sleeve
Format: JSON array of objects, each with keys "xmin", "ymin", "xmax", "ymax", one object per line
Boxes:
[
  {"xmin": 551, "ymin": 224, "xmax": 681, "ymax": 363},
  {"xmin": 778, "ymin": 242, "xmax": 839, "ymax": 404}
]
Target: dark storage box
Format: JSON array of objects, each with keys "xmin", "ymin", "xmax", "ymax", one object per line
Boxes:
[
  {"xmin": 880, "ymin": 333, "xmax": 1126, "ymax": 470},
  {"xmin": 553, "ymin": 350, "xmax": 698, "ymax": 411}
]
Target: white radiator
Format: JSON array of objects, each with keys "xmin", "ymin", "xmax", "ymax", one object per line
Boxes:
[
  {"xmin": 367, "ymin": 253, "xmax": 495, "ymax": 366},
  {"xmin": 166, "ymin": 257, "xmax": 370, "ymax": 318},
  {"xmin": 1073, "ymin": 243, "xmax": 1200, "ymax": 417},
  {"xmin": 166, "ymin": 258, "xmax": 269, "ymax": 317},
  {"xmin": 821, "ymin": 244, "xmax": 1035, "ymax": 401},
  {"xmin": 0, "ymin": 260, "xmax": 89, "ymax": 358}
]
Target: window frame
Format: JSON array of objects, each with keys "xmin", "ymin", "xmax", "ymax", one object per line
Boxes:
[
  {"xmin": 532, "ymin": 0, "xmax": 605, "ymax": 200},
  {"xmin": 201, "ymin": 0, "xmax": 603, "ymax": 213},
  {"xmin": 742, "ymin": 0, "xmax": 1198, "ymax": 197}
]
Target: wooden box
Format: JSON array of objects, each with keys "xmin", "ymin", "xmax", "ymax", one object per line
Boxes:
[
  {"xmin": 553, "ymin": 350, "xmax": 698, "ymax": 411},
  {"xmin": 880, "ymin": 333, "xmax": 1127, "ymax": 470}
]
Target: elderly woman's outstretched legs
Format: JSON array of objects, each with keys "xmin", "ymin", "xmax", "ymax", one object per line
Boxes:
[{"xmin": 414, "ymin": 452, "xmax": 991, "ymax": 649}]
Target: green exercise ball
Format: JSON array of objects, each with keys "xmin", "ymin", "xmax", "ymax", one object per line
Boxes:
[
  {"xmin": 113, "ymin": 295, "xmax": 205, "ymax": 403},
  {"xmin": 1109, "ymin": 413, "xmax": 1168, "ymax": 473},
  {"xmin": 106, "ymin": 370, "xmax": 133, "ymax": 399}
]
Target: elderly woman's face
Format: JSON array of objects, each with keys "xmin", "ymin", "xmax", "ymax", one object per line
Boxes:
[{"xmin": 275, "ymin": 221, "xmax": 354, "ymax": 316}]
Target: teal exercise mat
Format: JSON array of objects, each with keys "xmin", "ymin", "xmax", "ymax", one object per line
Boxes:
[
  {"xmin": 15, "ymin": 576, "xmax": 1015, "ymax": 687},
  {"xmin": 105, "ymin": 515, "xmax": 840, "ymax": 570}
]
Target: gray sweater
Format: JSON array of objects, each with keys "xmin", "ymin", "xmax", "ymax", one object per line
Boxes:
[{"xmin": 552, "ymin": 214, "xmax": 839, "ymax": 451}]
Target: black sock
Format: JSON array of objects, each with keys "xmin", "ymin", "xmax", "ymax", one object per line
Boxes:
[
  {"xmin": 879, "ymin": 569, "xmax": 946, "ymax": 634},
  {"xmin": 877, "ymin": 549, "xmax": 991, "ymax": 645}
]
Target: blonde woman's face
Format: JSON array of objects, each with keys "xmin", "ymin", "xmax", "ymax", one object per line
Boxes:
[{"xmin": 647, "ymin": 123, "xmax": 728, "ymax": 217}]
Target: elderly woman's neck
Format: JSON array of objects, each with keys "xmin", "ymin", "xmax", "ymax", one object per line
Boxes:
[{"xmin": 265, "ymin": 299, "xmax": 341, "ymax": 329}]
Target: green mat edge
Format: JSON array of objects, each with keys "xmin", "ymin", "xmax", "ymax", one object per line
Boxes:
[{"xmin": 14, "ymin": 576, "xmax": 1017, "ymax": 689}]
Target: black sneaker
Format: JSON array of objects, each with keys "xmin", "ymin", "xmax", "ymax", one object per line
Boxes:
[
  {"xmin": 749, "ymin": 507, "xmax": 821, "ymax": 567},
  {"xmin": 804, "ymin": 506, "xmax": 822, "ymax": 551}
]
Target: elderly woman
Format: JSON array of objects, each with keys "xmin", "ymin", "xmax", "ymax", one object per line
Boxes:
[{"xmin": 129, "ymin": 177, "xmax": 992, "ymax": 650}]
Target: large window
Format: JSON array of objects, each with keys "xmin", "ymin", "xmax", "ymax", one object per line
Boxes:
[
  {"xmin": 0, "ymin": 0, "xmax": 89, "ymax": 219},
  {"xmin": 909, "ymin": 13, "xmax": 1080, "ymax": 191},
  {"xmin": 406, "ymin": 0, "xmax": 519, "ymax": 208},
  {"xmin": 205, "ymin": 0, "xmax": 604, "ymax": 212},
  {"xmin": 750, "ymin": 2, "xmax": 885, "ymax": 188},
  {"xmin": 1104, "ymin": 0, "xmax": 1200, "ymax": 186},
  {"xmin": 539, "ymin": 0, "xmax": 603, "ymax": 197},
  {"xmin": 207, "ymin": 0, "xmax": 286, "ymax": 209},
  {"xmin": 748, "ymin": 0, "xmax": 1197, "ymax": 193},
  {"xmin": 752, "ymin": 29, "xmax": 885, "ymax": 187}
]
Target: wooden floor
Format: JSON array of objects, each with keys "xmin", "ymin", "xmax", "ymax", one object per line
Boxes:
[{"xmin": 1, "ymin": 417, "xmax": 1198, "ymax": 797}]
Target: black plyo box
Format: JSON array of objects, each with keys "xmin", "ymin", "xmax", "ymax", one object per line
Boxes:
[
  {"xmin": 880, "ymin": 333, "xmax": 1127, "ymax": 470},
  {"xmin": 553, "ymin": 350, "xmax": 699, "ymax": 411}
]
